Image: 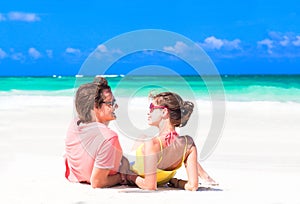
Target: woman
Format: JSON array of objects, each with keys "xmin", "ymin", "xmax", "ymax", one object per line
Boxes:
[{"xmin": 127, "ymin": 92, "xmax": 217, "ymax": 191}]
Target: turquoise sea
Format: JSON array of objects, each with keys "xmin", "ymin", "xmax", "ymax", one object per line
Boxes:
[{"xmin": 1, "ymin": 75, "xmax": 300, "ymax": 103}]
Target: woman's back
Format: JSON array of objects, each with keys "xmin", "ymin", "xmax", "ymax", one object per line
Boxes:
[{"xmin": 157, "ymin": 135, "xmax": 195, "ymax": 171}]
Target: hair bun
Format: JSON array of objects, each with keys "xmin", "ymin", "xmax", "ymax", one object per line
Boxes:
[
  {"xmin": 182, "ymin": 101, "xmax": 194, "ymax": 113},
  {"xmin": 179, "ymin": 101, "xmax": 194, "ymax": 127}
]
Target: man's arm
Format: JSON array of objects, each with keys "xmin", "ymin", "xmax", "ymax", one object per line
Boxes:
[{"xmin": 90, "ymin": 167, "xmax": 122, "ymax": 188}]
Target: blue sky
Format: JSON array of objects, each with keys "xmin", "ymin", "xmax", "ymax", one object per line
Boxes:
[{"xmin": 0, "ymin": 0, "xmax": 300, "ymax": 76}]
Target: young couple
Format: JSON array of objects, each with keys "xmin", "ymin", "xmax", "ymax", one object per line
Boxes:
[{"xmin": 64, "ymin": 77, "xmax": 217, "ymax": 191}]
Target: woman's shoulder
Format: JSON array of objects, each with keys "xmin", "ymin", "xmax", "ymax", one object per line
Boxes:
[
  {"xmin": 173, "ymin": 135, "xmax": 195, "ymax": 149},
  {"xmin": 144, "ymin": 137, "xmax": 162, "ymax": 152},
  {"xmin": 177, "ymin": 135, "xmax": 194, "ymax": 142}
]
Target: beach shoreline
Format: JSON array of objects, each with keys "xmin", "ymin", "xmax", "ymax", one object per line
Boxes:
[{"xmin": 1, "ymin": 95, "xmax": 300, "ymax": 203}]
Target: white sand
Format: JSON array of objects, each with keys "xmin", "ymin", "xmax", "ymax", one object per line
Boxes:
[{"xmin": 1, "ymin": 97, "xmax": 300, "ymax": 204}]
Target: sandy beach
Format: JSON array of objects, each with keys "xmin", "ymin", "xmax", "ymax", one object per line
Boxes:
[{"xmin": 1, "ymin": 96, "xmax": 300, "ymax": 204}]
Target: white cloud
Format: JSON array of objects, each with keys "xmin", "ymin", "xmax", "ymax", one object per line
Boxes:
[
  {"xmin": 96, "ymin": 44, "xmax": 108, "ymax": 52},
  {"xmin": 258, "ymin": 39, "xmax": 273, "ymax": 47},
  {"xmin": 0, "ymin": 13, "xmax": 6, "ymax": 21},
  {"xmin": 0, "ymin": 48, "xmax": 7, "ymax": 59},
  {"xmin": 279, "ymin": 36, "xmax": 289, "ymax": 46},
  {"xmin": 96, "ymin": 44, "xmax": 122, "ymax": 54},
  {"xmin": 46, "ymin": 50, "xmax": 53, "ymax": 58},
  {"xmin": 224, "ymin": 39, "xmax": 241, "ymax": 49},
  {"xmin": 162, "ymin": 39, "xmax": 242, "ymax": 60},
  {"xmin": 203, "ymin": 36, "xmax": 224, "ymax": 49},
  {"xmin": 94, "ymin": 44, "xmax": 123, "ymax": 61},
  {"xmin": 199, "ymin": 36, "xmax": 241, "ymax": 50},
  {"xmin": 256, "ymin": 32, "xmax": 300, "ymax": 57},
  {"xmin": 163, "ymin": 41, "xmax": 189, "ymax": 54},
  {"xmin": 265, "ymin": 31, "xmax": 300, "ymax": 48},
  {"xmin": 258, "ymin": 38, "xmax": 273, "ymax": 54},
  {"xmin": 7, "ymin": 12, "xmax": 40, "ymax": 22},
  {"xmin": 28, "ymin": 48, "xmax": 42, "ymax": 59},
  {"xmin": 292, "ymin": 36, "xmax": 300, "ymax": 46},
  {"xmin": 65, "ymin": 47, "xmax": 81, "ymax": 54}
]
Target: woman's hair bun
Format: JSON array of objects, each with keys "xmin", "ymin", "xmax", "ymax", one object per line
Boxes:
[{"xmin": 179, "ymin": 101, "xmax": 194, "ymax": 127}]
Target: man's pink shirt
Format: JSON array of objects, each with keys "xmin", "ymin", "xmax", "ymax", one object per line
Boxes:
[{"xmin": 65, "ymin": 119, "xmax": 122, "ymax": 183}]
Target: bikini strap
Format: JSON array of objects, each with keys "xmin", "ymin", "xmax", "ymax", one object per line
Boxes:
[{"xmin": 157, "ymin": 137, "xmax": 163, "ymax": 165}]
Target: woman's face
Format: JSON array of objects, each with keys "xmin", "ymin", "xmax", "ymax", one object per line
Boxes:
[
  {"xmin": 94, "ymin": 90, "xmax": 118, "ymax": 124},
  {"xmin": 147, "ymin": 101, "xmax": 167, "ymax": 127}
]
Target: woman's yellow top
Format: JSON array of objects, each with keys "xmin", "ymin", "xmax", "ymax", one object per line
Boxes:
[{"xmin": 131, "ymin": 136, "xmax": 187, "ymax": 186}]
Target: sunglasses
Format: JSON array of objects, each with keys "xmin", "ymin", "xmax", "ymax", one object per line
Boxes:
[
  {"xmin": 149, "ymin": 103, "xmax": 168, "ymax": 113},
  {"xmin": 102, "ymin": 99, "xmax": 118, "ymax": 109}
]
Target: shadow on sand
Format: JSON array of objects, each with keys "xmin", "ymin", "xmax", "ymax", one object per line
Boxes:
[{"xmin": 116, "ymin": 185, "xmax": 223, "ymax": 193}]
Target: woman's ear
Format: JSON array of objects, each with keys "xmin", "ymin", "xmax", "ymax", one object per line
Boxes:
[{"xmin": 162, "ymin": 108, "xmax": 169, "ymax": 118}]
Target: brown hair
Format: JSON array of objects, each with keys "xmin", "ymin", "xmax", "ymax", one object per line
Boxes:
[
  {"xmin": 75, "ymin": 77, "xmax": 110, "ymax": 124},
  {"xmin": 150, "ymin": 92, "xmax": 194, "ymax": 127},
  {"xmin": 94, "ymin": 77, "xmax": 111, "ymax": 109}
]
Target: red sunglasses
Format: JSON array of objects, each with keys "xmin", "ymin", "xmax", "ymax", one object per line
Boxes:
[{"xmin": 149, "ymin": 103, "xmax": 168, "ymax": 113}]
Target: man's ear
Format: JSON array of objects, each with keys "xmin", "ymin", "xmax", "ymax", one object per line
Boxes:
[
  {"xmin": 90, "ymin": 109, "xmax": 96, "ymax": 122},
  {"xmin": 94, "ymin": 102, "xmax": 99, "ymax": 110}
]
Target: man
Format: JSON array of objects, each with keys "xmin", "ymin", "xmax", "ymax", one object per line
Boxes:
[{"xmin": 64, "ymin": 77, "xmax": 129, "ymax": 188}]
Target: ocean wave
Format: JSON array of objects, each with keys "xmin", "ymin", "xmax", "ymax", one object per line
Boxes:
[
  {"xmin": 224, "ymin": 85, "xmax": 300, "ymax": 102},
  {"xmin": 0, "ymin": 88, "xmax": 76, "ymax": 96},
  {"xmin": 75, "ymin": 74, "xmax": 124, "ymax": 78},
  {"xmin": 1, "ymin": 76, "xmax": 300, "ymax": 103}
]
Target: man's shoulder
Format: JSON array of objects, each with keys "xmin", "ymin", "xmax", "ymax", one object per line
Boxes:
[{"xmin": 95, "ymin": 122, "xmax": 118, "ymax": 140}]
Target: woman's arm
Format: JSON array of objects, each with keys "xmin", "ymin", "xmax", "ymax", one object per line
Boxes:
[
  {"xmin": 134, "ymin": 139, "xmax": 159, "ymax": 190},
  {"xmin": 183, "ymin": 146, "xmax": 199, "ymax": 191},
  {"xmin": 168, "ymin": 145, "xmax": 199, "ymax": 191}
]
